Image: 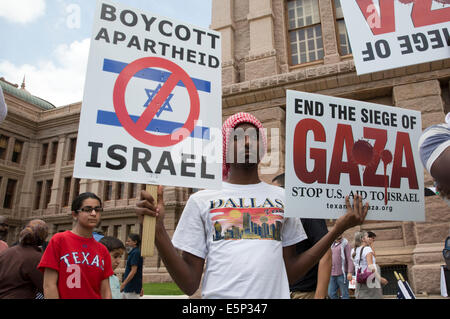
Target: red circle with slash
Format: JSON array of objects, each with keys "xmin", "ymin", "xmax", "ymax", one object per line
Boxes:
[{"xmin": 113, "ymin": 57, "xmax": 200, "ymax": 147}]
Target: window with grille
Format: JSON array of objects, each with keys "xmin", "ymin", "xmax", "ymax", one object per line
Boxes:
[
  {"xmin": 116, "ymin": 182, "xmax": 124, "ymax": 199},
  {"xmin": 68, "ymin": 138, "xmax": 77, "ymax": 161},
  {"xmin": 50, "ymin": 141, "xmax": 58, "ymax": 164},
  {"xmin": 287, "ymin": 0, "xmax": 324, "ymax": 65},
  {"xmin": 44, "ymin": 180, "xmax": 53, "ymax": 209},
  {"xmin": 128, "ymin": 183, "xmax": 137, "ymax": 199},
  {"xmin": 34, "ymin": 181, "xmax": 43, "ymax": 210},
  {"xmin": 104, "ymin": 181, "xmax": 112, "ymax": 201},
  {"xmin": 40, "ymin": 143, "xmax": 48, "ymax": 166},
  {"xmin": 62, "ymin": 177, "xmax": 71, "ymax": 207},
  {"xmin": 334, "ymin": 0, "xmax": 352, "ymax": 56},
  {"xmin": 3, "ymin": 179, "xmax": 17, "ymax": 209},
  {"xmin": 0, "ymin": 135, "xmax": 9, "ymax": 160},
  {"xmin": 11, "ymin": 140, "xmax": 24, "ymax": 163}
]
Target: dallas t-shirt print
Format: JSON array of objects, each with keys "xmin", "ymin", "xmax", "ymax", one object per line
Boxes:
[{"xmin": 210, "ymin": 199, "xmax": 284, "ymax": 242}]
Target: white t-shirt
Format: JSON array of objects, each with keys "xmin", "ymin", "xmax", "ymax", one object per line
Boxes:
[
  {"xmin": 172, "ymin": 182, "xmax": 307, "ymax": 299},
  {"xmin": 352, "ymin": 246, "xmax": 375, "ymax": 272}
]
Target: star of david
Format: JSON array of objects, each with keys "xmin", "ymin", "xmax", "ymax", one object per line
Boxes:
[{"xmin": 143, "ymin": 84, "xmax": 174, "ymax": 117}]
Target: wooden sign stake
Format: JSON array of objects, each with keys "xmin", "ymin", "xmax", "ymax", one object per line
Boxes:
[{"xmin": 141, "ymin": 185, "xmax": 157, "ymax": 257}]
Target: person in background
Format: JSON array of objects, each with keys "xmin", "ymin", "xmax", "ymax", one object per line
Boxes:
[
  {"xmin": 92, "ymin": 220, "xmax": 105, "ymax": 242},
  {"xmin": 121, "ymin": 233, "xmax": 143, "ymax": 299},
  {"xmin": 38, "ymin": 192, "xmax": 113, "ymax": 299},
  {"xmin": 99, "ymin": 236, "xmax": 126, "ymax": 299},
  {"xmin": 0, "ymin": 220, "xmax": 48, "ymax": 299},
  {"xmin": 328, "ymin": 235, "xmax": 354, "ymax": 299},
  {"xmin": 418, "ymin": 112, "xmax": 450, "ymax": 204},
  {"xmin": 272, "ymin": 173, "xmax": 332, "ymax": 299},
  {"xmin": 0, "ymin": 216, "xmax": 8, "ymax": 253},
  {"xmin": 352, "ymin": 231, "xmax": 388, "ymax": 299}
]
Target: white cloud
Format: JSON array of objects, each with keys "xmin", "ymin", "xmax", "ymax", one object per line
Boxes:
[
  {"xmin": 0, "ymin": 0, "xmax": 46, "ymax": 24},
  {"xmin": 0, "ymin": 38, "xmax": 90, "ymax": 107}
]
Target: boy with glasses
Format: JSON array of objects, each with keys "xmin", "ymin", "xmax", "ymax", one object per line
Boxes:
[{"xmin": 38, "ymin": 192, "xmax": 113, "ymax": 299}]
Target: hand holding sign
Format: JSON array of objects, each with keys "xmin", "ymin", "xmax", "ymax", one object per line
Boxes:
[{"xmin": 136, "ymin": 186, "xmax": 165, "ymax": 225}]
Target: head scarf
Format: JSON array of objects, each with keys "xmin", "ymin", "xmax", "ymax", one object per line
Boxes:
[
  {"xmin": 222, "ymin": 112, "xmax": 267, "ymax": 179},
  {"xmin": 418, "ymin": 112, "xmax": 450, "ymax": 174}
]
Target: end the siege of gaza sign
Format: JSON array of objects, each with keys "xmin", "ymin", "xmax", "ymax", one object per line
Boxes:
[
  {"xmin": 285, "ymin": 90, "xmax": 425, "ymax": 222},
  {"xmin": 74, "ymin": 0, "xmax": 222, "ymax": 189},
  {"xmin": 340, "ymin": 0, "xmax": 450, "ymax": 75}
]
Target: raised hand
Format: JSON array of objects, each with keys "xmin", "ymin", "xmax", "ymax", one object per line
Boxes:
[{"xmin": 334, "ymin": 195, "xmax": 369, "ymax": 234}]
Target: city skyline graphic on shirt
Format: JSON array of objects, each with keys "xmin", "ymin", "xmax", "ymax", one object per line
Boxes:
[{"xmin": 210, "ymin": 207, "xmax": 283, "ymax": 241}]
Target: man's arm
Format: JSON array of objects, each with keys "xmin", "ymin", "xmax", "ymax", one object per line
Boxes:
[
  {"xmin": 136, "ymin": 187, "xmax": 205, "ymax": 296},
  {"xmin": 43, "ymin": 268, "xmax": 60, "ymax": 299},
  {"xmin": 120, "ymin": 265, "xmax": 137, "ymax": 292},
  {"xmin": 284, "ymin": 195, "xmax": 368, "ymax": 284},
  {"xmin": 314, "ymin": 248, "xmax": 331, "ymax": 299}
]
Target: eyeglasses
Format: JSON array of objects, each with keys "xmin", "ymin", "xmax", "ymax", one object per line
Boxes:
[
  {"xmin": 0, "ymin": 223, "xmax": 8, "ymax": 227},
  {"xmin": 77, "ymin": 206, "xmax": 104, "ymax": 213}
]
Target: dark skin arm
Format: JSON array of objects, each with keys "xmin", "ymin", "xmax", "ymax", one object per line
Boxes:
[
  {"xmin": 137, "ymin": 188, "xmax": 368, "ymax": 291},
  {"xmin": 136, "ymin": 187, "xmax": 204, "ymax": 296},
  {"xmin": 283, "ymin": 195, "xmax": 368, "ymax": 284}
]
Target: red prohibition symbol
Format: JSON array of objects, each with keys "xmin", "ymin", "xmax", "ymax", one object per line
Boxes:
[{"xmin": 113, "ymin": 57, "xmax": 200, "ymax": 147}]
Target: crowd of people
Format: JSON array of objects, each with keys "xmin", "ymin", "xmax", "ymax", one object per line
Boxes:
[
  {"xmin": 0, "ymin": 111, "xmax": 448, "ymax": 299},
  {"xmin": 0, "ymin": 194, "xmax": 144, "ymax": 299}
]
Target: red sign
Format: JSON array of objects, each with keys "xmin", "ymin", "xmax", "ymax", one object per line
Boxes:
[{"xmin": 113, "ymin": 57, "xmax": 200, "ymax": 147}]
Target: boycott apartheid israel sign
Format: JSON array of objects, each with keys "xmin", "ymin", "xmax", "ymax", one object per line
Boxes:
[
  {"xmin": 284, "ymin": 90, "xmax": 425, "ymax": 222},
  {"xmin": 73, "ymin": 0, "xmax": 222, "ymax": 189},
  {"xmin": 340, "ymin": 0, "xmax": 450, "ymax": 75}
]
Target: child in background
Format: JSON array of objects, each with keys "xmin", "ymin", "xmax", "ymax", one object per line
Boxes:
[
  {"xmin": 99, "ymin": 236, "xmax": 126, "ymax": 299},
  {"xmin": 121, "ymin": 233, "xmax": 144, "ymax": 299},
  {"xmin": 38, "ymin": 192, "xmax": 113, "ymax": 299}
]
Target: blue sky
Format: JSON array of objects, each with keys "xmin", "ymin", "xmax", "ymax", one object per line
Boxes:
[{"xmin": 0, "ymin": 0, "xmax": 212, "ymax": 106}]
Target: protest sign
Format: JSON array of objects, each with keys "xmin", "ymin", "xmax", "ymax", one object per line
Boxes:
[
  {"xmin": 74, "ymin": 0, "xmax": 222, "ymax": 189},
  {"xmin": 285, "ymin": 90, "xmax": 425, "ymax": 221},
  {"xmin": 74, "ymin": 0, "xmax": 222, "ymax": 255},
  {"xmin": 340, "ymin": 0, "xmax": 450, "ymax": 75}
]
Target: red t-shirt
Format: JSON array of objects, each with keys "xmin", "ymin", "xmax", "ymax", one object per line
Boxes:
[{"xmin": 38, "ymin": 231, "xmax": 113, "ymax": 299}]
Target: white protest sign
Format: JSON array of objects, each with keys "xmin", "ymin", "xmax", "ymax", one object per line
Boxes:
[
  {"xmin": 340, "ymin": 0, "xmax": 450, "ymax": 75},
  {"xmin": 74, "ymin": 0, "xmax": 222, "ymax": 189},
  {"xmin": 285, "ymin": 90, "xmax": 425, "ymax": 222}
]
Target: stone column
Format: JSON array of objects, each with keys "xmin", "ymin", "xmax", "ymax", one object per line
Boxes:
[
  {"xmin": 79, "ymin": 179, "xmax": 89, "ymax": 194},
  {"xmin": 244, "ymin": 0, "xmax": 279, "ymax": 81},
  {"xmin": 211, "ymin": 0, "xmax": 238, "ymax": 85},
  {"xmin": 18, "ymin": 140, "xmax": 39, "ymax": 217},
  {"xmin": 4, "ymin": 135, "xmax": 14, "ymax": 162},
  {"xmin": 319, "ymin": 0, "xmax": 340, "ymax": 64},
  {"xmin": 90, "ymin": 180, "xmax": 103, "ymax": 199},
  {"xmin": 47, "ymin": 135, "xmax": 67, "ymax": 214}
]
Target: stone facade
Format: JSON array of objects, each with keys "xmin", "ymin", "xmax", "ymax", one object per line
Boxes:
[
  {"xmin": 0, "ymin": 0, "xmax": 449, "ymax": 295},
  {"xmin": 0, "ymin": 79, "xmax": 185, "ymax": 282}
]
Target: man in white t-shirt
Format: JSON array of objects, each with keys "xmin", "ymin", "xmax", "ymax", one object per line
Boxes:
[
  {"xmin": 418, "ymin": 113, "xmax": 450, "ymax": 205},
  {"xmin": 136, "ymin": 112, "xmax": 369, "ymax": 299}
]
